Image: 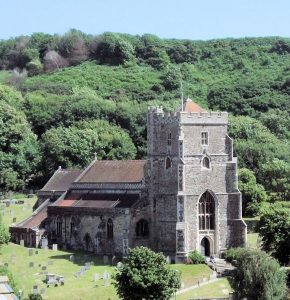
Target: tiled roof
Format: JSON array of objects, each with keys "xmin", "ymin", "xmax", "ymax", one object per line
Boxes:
[
  {"xmin": 56, "ymin": 192, "xmax": 139, "ymax": 208},
  {"xmin": 182, "ymin": 99, "xmax": 206, "ymax": 113},
  {"xmin": 76, "ymin": 160, "xmax": 145, "ymax": 183},
  {"xmin": 41, "ymin": 169, "xmax": 82, "ymax": 192}
]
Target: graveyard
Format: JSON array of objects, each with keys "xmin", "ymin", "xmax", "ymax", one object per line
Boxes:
[{"xmin": 0, "ymin": 195, "xmax": 234, "ymax": 299}]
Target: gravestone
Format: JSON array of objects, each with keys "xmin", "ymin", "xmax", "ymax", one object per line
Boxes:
[
  {"xmin": 8, "ymin": 191, "xmax": 13, "ymax": 200},
  {"xmin": 103, "ymin": 255, "xmax": 109, "ymax": 264},
  {"xmin": 42, "ymin": 266, "xmax": 47, "ymax": 271},
  {"xmin": 94, "ymin": 273, "xmax": 100, "ymax": 281},
  {"xmin": 0, "ymin": 192, "xmax": 3, "ymax": 201},
  {"xmin": 29, "ymin": 262, "xmax": 34, "ymax": 268},
  {"xmin": 40, "ymin": 288, "xmax": 46, "ymax": 295},
  {"xmin": 38, "ymin": 264, "xmax": 41, "ymax": 268},
  {"xmin": 5, "ymin": 201, "xmax": 10, "ymax": 208},
  {"xmin": 84, "ymin": 262, "xmax": 90, "ymax": 270},
  {"xmin": 12, "ymin": 217, "xmax": 16, "ymax": 223},
  {"xmin": 35, "ymin": 250, "xmax": 38, "ymax": 255},
  {"xmin": 52, "ymin": 244, "xmax": 58, "ymax": 251},
  {"xmin": 33, "ymin": 285, "xmax": 38, "ymax": 295},
  {"xmin": 20, "ymin": 240, "xmax": 25, "ymax": 247},
  {"xmin": 41, "ymin": 238, "xmax": 48, "ymax": 249},
  {"xmin": 28, "ymin": 248, "xmax": 33, "ymax": 256},
  {"xmin": 166, "ymin": 256, "xmax": 170, "ymax": 264},
  {"xmin": 103, "ymin": 271, "xmax": 110, "ymax": 286},
  {"xmin": 48, "ymin": 260, "xmax": 53, "ymax": 266},
  {"xmin": 69, "ymin": 255, "xmax": 75, "ymax": 262}
]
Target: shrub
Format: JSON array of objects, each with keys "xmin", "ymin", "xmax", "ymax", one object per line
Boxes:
[{"xmin": 187, "ymin": 250, "xmax": 205, "ymax": 264}]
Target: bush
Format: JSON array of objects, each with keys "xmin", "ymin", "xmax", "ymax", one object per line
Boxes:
[
  {"xmin": 223, "ymin": 247, "xmax": 245, "ymax": 263},
  {"xmin": 187, "ymin": 250, "xmax": 205, "ymax": 264}
]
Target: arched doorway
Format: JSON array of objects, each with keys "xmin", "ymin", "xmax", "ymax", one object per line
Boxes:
[{"xmin": 200, "ymin": 237, "xmax": 210, "ymax": 256}]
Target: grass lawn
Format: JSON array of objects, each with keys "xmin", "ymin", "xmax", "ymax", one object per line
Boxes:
[
  {"xmin": 176, "ymin": 278, "xmax": 233, "ymax": 300},
  {"xmin": 0, "ymin": 243, "xmax": 215, "ymax": 300},
  {"xmin": 1, "ymin": 196, "xmax": 37, "ymax": 227},
  {"xmin": 247, "ymin": 232, "xmax": 259, "ymax": 249}
]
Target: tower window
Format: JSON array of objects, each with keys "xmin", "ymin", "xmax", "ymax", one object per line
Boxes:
[
  {"xmin": 202, "ymin": 157, "xmax": 210, "ymax": 169},
  {"xmin": 201, "ymin": 132, "xmax": 208, "ymax": 145},
  {"xmin": 165, "ymin": 157, "xmax": 172, "ymax": 169},
  {"xmin": 107, "ymin": 219, "xmax": 113, "ymax": 239},
  {"xmin": 167, "ymin": 132, "xmax": 172, "ymax": 146},
  {"xmin": 136, "ymin": 219, "xmax": 149, "ymax": 237},
  {"xmin": 198, "ymin": 192, "xmax": 215, "ymax": 230}
]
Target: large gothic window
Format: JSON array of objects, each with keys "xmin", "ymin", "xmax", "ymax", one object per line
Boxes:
[
  {"xmin": 136, "ymin": 219, "xmax": 149, "ymax": 237},
  {"xmin": 56, "ymin": 216, "xmax": 62, "ymax": 236},
  {"xmin": 198, "ymin": 192, "xmax": 215, "ymax": 230},
  {"xmin": 107, "ymin": 219, "xmax": 113, "ymax": 239}
]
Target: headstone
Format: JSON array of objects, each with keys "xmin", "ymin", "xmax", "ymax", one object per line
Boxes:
[
  {"xmin": 48, "ymin": 260, "xmax": 53, "ymax": 266},
  {"xmin": 40, "ymin": 288, "xmax": 46, "ymax": 295},
  {"xmin": 103, "ymin": 255, "xmax": 109, "ymax": 264},
  {"xmin": 166, "ymin": 256, "xmax": 170, "ymax": 264},
  {"xmin": 103, "ymin": 271, "xmax": 110, "ymax": 280},
  {"xmin": 20, "ymin": 240, "xmax": 25, "ymax": 247},
  {"xmin": 111, "ymin": 256, "xmax": 117, "ymax": 265},
  {"xmin": 29, "ymin": 262, "xmax": 34, "ymax": 268},
  {"xmin": 42, "ymin": 266, "xmax": 47, "ymax": 271},
  {"xmin": 35, "ymin": 250, "xmax": 38, "ymax": 255},
  {"xmin": 41, "ymin": 238, "xmax": 48, "ymax": 249},
  {"xmin": 38, "ymin": 264, "xmax": 41, "ymax": 268},
  {"xmin": 52, "ymin": 244, "xmax": 58, "ymax": 251},
  {"xmin": 5, "ymin": 201, "xmax": 10, "ymax": 208},
  {"xmin": 28, "ymin": 248, "xmax": 33, "ymax": 256},
  {"xmin": 0, "ymin": 192, "xmax": 3, "ymax": 201},
  {"xmin": 8, "ymin": 191, "xmax": 13, "ymax": 200},
  {"xmin": 33, "ymin": 285, "xmax": 38, "ymax": 295},
  {"xmin": 69, "ymin": 255, "xmax": 75, "ymax": 262},
  {"xmin": 12, "ymin": 217, "xmax": 16, "ymax": 223}
]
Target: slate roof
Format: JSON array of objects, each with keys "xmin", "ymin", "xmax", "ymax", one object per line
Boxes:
[
  {"xmin": 182, "ymin": 98, "xmax": 206, "ymax": 113},
  {"xmin": 41, "ymin": 168, "xmax": 82, "ymax": 192},
  {"xmin": 76, "ymin": 160, "xmax": 146, "ymax": 183}
]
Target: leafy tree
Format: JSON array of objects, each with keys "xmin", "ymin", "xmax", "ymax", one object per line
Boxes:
[
  {"xmin": 24, "ymin": 294, "xmax": 43, "ymax": 300},
  {"xmin": 261, "ymin": 159, "xmax": 290, "ymax": 201},
  {"xmin": 232, "ymin": 248, "xmax": 286, "ymax": 300},
  {"xmin": 187, "ymin": 250, "xmax": 205, "ymax": 264},
  {"xmin": 0, "ymin": 83, "xmax": 24, "ymax": 109},
  {"xmin": 43, "ymin": 50, "xmax": 68, "ymax": 71},
  {"xmin": 258, "ymin": 204, "xmax": 290, "ymax": 264},
  {"xmin": 238, "ymin": 168, "xmax": 268, "ymax": 216},
  {"xmin": 41, "ymin": 120, "xmax": 136, "ymax": 175},
  {"xmin": 0, "ymin": 102, "xmax": 41, "ymax": 190},
  {"xmin": 113, "ymin": 246, "xmax": 180, "ymax": 300}
]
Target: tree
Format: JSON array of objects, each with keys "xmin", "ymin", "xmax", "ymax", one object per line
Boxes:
[
  {"xmin": 0, "ymin": 102, "xmax": 41, "ymax": 191},
  {"xmin": 41, "ymin": 120, "xmax": 136, "ymax": 175},
  {"xmin": 238, "ymin": 168, "xmax": 268, "ymax": 216},
  {"xmin": 43, "ymin": 50, "xmax": 68, "ymax": 71},
  {"xmin": 258, "ymin": 204, "xmax": 290, "ymax": 265},
  {"xmin": 231, "ymin": 248, "xmax": 286, "ymax": 300},
  {"xmin": 113, "ymin": 246, "xmax": 180, "ymax": 300},
  {"xmin": 24, "ymin": 294, "xmax": 43, "ymax": 300}
]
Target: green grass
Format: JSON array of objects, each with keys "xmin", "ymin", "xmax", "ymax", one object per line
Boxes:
[
  {"xmin": 1, "ymin": 196, "xmax": 37, "ymax": 227},
  {"xmin": 176, "ymin": 278, "xmax": 233, "ymax": 300},
  {"xmin": 247, "ymin": 233, "xmax": 260, "ymax": 249},
  {"xmin": 173, "ymin": 264, "xmax": 212, "ymax": 288}
]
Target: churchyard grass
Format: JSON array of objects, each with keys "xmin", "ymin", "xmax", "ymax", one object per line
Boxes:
[
  {"xmin": 1, "ymin": 195, "xmax": 37, "ymax": 227},
  {"xmin": 176, "ymin": 278, "xmax": 233, "ymax": 300},
  {"xmin": 0, "ymin": 243, "xmax": 217, "ymax": 300}
]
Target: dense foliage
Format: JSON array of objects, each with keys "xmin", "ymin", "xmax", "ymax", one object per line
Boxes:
[
  {"xmin": 187, "ymin": 250, "xmax": 205, "ymax": 264},
  {"xmin": 113, "ymin": 246, "xmax": 180, "ymax": 300},
  {"xmin": 0, "ymin": 31, "xmax": 289, "ymax": 207},
  {"xmin": 258, "ymin": 203, "xmax": 290, "ymax": 264},
  {"xmin": 226, "ymin": 248, "xmax": 287, "ymax": 300}
]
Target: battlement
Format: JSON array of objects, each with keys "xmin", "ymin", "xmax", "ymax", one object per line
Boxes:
[
  {"xmin": 180, "ymin": 111, "xmax": 228, "ymax": 124},
  {"xmin": 148, "ymin": 106, "xmax": 228, "ymax": 125}
]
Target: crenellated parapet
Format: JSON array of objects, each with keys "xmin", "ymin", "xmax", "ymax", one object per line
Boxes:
[{"xmin": 180, "ymin": 111, "xmax": 228, "ymax": 125}]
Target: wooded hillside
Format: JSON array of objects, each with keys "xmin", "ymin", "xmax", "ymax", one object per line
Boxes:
[{"xmin": 0, "ymin": 30, "xmax": 289, "ymax": 214}]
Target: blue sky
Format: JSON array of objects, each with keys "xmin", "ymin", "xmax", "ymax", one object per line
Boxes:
[{"xmin": 1, "ymin": 0, "xmax": 289, "ymax": 40}]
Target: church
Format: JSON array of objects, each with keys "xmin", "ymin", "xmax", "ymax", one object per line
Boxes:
[{"xmin": 10, "ymin": 99, "xmax": 247, "ymax": 262}]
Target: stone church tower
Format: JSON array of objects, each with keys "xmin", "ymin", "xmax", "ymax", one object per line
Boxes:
[{"xmin": 146, "ymin": 99, "xmax": 246, "ymax": 262}]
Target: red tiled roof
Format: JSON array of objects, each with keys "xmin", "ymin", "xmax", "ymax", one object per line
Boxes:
[
  {"xmin": 77, "ymin": 160, "xmax": 145, "ymax": 183},
  {"xmin": 41, "ymin": 169, "xmax": 82, "ymax": 191},
  {"xmin": 183, "ymin": 99, "xmax": 206, "ymax": 113}
]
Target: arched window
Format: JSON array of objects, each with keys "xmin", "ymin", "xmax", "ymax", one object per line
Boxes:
[
  {"xmin": 107, "ymin": 219, "xmax": 113, "ymax": 239},
  {"xmin": 136, "ymin": 219, "xmax": 149, "ymax": 237},
  {"xmin": 70, "ymin": 217, "xmax": 75, "ymax": 237},
  {"xmin": 167, "ymin": 132, "xmax": 172, "ymax": 146},
  {"xmin": 198, "ymin": 192, "xmax": 215, "ymax": 230},
  {"xmin": 56, "ymin": 216, "xmax": 62, "ymax": 236},
  {"xmin": 165, "ymin": 157, "xmax": 172, "ymax": 169},
  {"xmin": 202, "ymin": 157, "xmax": 210, "ymax": 169}
]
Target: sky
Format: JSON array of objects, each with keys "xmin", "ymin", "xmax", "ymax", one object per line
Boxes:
[{"xmin": 0, "ymin": 0, "xmax": 289, "ymax": 40}]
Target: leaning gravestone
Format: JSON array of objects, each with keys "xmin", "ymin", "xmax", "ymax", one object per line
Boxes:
[
  {"xmin": 52, "ymin": 244, "xmax": 58, "ymax": 251},
  {"xmin": 20, "ymin": 240, "xmax": 25, "ymax": 247}
]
